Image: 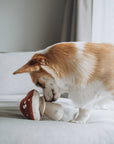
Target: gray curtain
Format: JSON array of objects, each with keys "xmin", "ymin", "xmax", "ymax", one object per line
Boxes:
[{"xmin": 61, "ymin": 0, "xmax": 93, "ymax": 42}]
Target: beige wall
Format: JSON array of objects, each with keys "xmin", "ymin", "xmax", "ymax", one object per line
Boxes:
[{"xmin": 0, "ymin": 0, "xmax": 65, "ymax": 52}]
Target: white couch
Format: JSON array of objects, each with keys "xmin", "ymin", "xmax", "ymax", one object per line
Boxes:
[{"xmin": 0, "ymin": 52, "xmax": 114, "ymax": 144}]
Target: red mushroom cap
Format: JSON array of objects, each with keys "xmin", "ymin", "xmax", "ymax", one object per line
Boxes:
[{"xmin": 20, "ymin": 89, "xmax": 41, "ymax": 120}]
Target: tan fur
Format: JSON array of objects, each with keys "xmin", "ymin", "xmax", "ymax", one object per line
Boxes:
[
  {"xmin": 13, "ymin": 42, "xmax": 114, "ymax": 94},
  {"xmin": 44, "ymin": 43, "xmax": 77, "ymax": 78},
  {"xmin": 13, "ymin": 54, "xmax": 48, "ymax": 75},
  {"xmin": 84, "ymin": 43, "xmax": 114, "ymax": 92}
]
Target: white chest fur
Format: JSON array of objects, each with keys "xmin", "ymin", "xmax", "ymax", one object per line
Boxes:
[{"xmin": 69, "ymin": 80, "xmax": 113, "ymax": 109}]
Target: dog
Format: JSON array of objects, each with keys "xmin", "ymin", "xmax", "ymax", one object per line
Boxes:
[{"xmin": 13, "ymin": 42, "xmax": 114, "ymax": 123}]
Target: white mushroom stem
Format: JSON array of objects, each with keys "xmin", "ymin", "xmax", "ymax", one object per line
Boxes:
[
  {"xmin": 39, "ymin": 96, "xmax": 64, "ymax": 121},
  {"xmin": 45, "ymin": 102, "xmax": 64, "ymax": 121}
]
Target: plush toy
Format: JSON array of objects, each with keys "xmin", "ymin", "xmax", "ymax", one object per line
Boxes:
[{"xmin": 20, "ymin": 89, "xmax": 64, "ymax": 121}]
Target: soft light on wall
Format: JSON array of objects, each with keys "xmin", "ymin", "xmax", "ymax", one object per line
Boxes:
[{"xmin": 0, "ymin": 0, "xmax": 65, "ymax": 52}]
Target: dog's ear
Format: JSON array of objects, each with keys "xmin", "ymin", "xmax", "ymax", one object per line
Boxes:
[{"xmin": 13, "ymin": 54, "xmax": 48, "ymax": 75}]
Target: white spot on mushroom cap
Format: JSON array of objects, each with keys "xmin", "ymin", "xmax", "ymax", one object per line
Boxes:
[
  {"xmin": 23, "ymin": 104, "xmax": 27, "ymax": 109},
  {"xmin": 24, "ymin": 101, "xmax": 26, "ymax": 104}
]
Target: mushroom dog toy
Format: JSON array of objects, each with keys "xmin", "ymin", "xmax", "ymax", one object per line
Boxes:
[{"xmin": 20, "ymin": 89, "xmax": 64, "ymax": 121}]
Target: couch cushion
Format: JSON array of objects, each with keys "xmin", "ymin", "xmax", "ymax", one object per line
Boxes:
[
  {"xmin": 0, "ymin": 117, "xmax": 114, "ymax": 144},
  {"xmin": 0, "ymin": 52, "xmax": 42, "ymax": 95}
]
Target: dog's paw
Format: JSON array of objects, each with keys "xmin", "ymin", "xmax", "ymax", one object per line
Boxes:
[
  {"xmin": 69, "ymin": 108, "xmax": 90, "ymax": 124},
  {"xmin": 69, "ymin": 120, "xmax": 87, "ymax": 124}
]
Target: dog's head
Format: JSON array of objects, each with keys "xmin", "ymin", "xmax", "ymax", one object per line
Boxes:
[
  {"xmin": 13, "ymin": 43, "xmax": 77, "ymax": 101},
  {"xmin": 13, "ymin": 53, "xmax": 61, "ymax": 102}
]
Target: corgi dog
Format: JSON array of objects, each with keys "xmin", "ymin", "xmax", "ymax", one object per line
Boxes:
[{"xmin": 13, "ymin": 42, "xmax": 114, "ymax": 123}]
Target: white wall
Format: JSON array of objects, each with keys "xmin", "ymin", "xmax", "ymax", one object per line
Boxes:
[{"xmin": 0, "ymin": 0, "xmax": 65, "ymax": 52}]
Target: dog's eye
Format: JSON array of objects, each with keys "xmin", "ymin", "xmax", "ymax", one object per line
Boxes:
[{"xmin": 36, "ymin": 82, "xmax": 42, "ymax": 87}]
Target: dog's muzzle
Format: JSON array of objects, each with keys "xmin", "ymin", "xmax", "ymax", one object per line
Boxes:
[{"xmin": 44, "ymin": 89, "xmax": 58, "ymax": 102}]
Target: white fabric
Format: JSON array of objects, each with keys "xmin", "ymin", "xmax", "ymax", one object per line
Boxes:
[
  {"xmin": 1, "ymin": 96, "xmax": 114, "ymax": 144},
  {"xmin": 0, "ymin": 118, "xmax": 114, "ymax": 144},
  {"xmin": 0, "ymin": 52, "xmax": 42, "ymax": 95},
  {"xmin": 92, "ymin": 0, "xmax": 114, "ymax": 43}
]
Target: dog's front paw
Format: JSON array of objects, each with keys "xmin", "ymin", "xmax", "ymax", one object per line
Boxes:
[
  {"xmin": 69, "ymin": 108, "xmax": 90, "ymax": 124},
  {"xmin": 69, "ymin": 119, "xmax": 87, "ymax": 124}
]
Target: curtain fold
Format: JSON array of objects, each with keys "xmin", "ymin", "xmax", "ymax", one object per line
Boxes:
[
  {"xmin": 92, "ymin": 0, "xmax": 114, "ymax": 43},
  {"xmin": 61, "ymin": 0, "xmax": 93, "ymax": 42}
]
